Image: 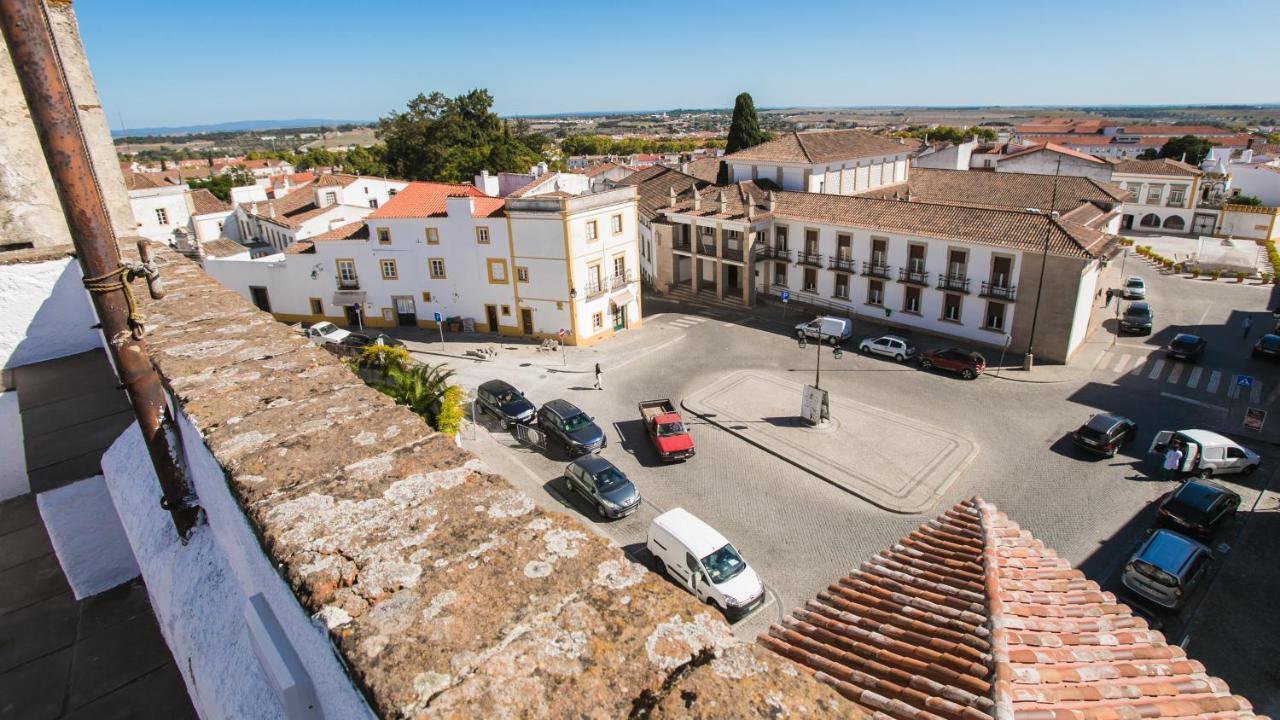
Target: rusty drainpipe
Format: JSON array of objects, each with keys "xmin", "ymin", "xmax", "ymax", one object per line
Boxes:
[{"xmin": 0, "ymin": 0, "xmax": 200, "ymax": 540}]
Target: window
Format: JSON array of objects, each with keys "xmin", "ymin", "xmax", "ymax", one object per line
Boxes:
[
  {"xmin": 368, "ymin": 198, "xmax": 379, "ymax": 209},
  {"xmin": 836, "ymin": 233, "xmax": 852, "ymax": 258},
  {"xmin": 376, "ymin": 227, "xmax": 391, "ymax": 244},
  {"xmin": 943, "ymin": 293, "xmax": 962, "ymax": 322},
  {"xmin": 803, "ymin": 268, "xmax": 817, "ymax": 292},
  {"xmin": 586, "ymin": 220, "xmax": 598, "ymax": 241},
  {"xmin": 487, "ymin": 258, "xmax": 508, "ymax": 284},
  {"xmin": 323, "ymin": 191, "xmax": 337, "ymax": 205},
  {"xmin": 1140, "ymin": 213, "xmax": 1161, "ymax": 228},
  {"xmin": 804, "ymin": 228, "xmax": 819, "ymax": 254},
  {"xmin": 1163, "ymin": 216, "xmax": 1185, "ymax": 230},
  {"xmin": 217, "ymin": 221, "xmax": 224, "ymax": 233},
  {"xmin": 834, "ymin": 273, "xmax": 849, "ymax": 299},
  {"xmin": 517, "ymin": 266, "xmax": 529, "ymax": 283},
  {"xmin": 309, "ymin": 298, "xmax": 323, "ymax": 315},
  {"xmin": 871, "ymin": 236, "xmax": 888, "ymax": 266},
  {"xmin": 388, "ymin": 188, "xmax": 398, "ymax": 197},
  {"xmin": 1169, "ymin": 186, "xmax": 1186, "ymax": 205},
  {"xmin": 611, "ymin": 214, "xmax": 623, "ymax": 234},
  {"xmin": 867, "ymin": 279, "xmax": 884, "ymax": 306},
  {"xmin": 592, "ymin": 312, "xmax": 603, "ymax": 329},
  {"xmin": 429, "ymin": 258, "xmax": 446, "ymax": 279},
  {"xmin": 421, "ymin": 291, "xmax": 433, "ymax": 302},
  {"xmin": 380, "ymin": 259, "xmax": 398, "ymax": 280},
  {"xmin": 476, "ymin": 226, "xmax": 490, "ymax": 244},
  {"xmin": 984, "ymin": 301, "xmax": 1006, "ymax": 330},
  {"xmin": 612, "ymin": 255, "xmax": 626, "ymax": 281},
  {"xmin": 1146, "ymin": 185, "xmax": 1162, "ymax": 204},
  {"xmin": 775, "ymin": 225, "xmax": 788, "ymax": 250},
  {"xmin": 903, "ymin": 286, "xmax": 921, "ymax": 314},
  {"xmin": 336, "ymin": 259, "xmax": 357, "ymax": 282},
  {"xmin": 155, "ymin": 208, "xmax": 169, "ymax": 225},
  {"xmin": 773, "ymin": 262, "xmax": 788, "ymax": 287},
  {"xmin": 501, "ymin": 305, "xmax": 511, "ymax": 316},
  {"xmin": 426, "ymin": 227, "xmax": 439, "ymax": 244}
]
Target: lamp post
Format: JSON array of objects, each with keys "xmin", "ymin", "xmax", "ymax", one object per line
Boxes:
[
  {"xmin": 1112, "ymin": 248, "xmax": 1129, "ymax": 347},
  {"xmin": 565, "ymin": 288, "xmax": 578, "ymax": 367},
  {"xmin": 1023, "ymin": 155, "xmax": 1063, "ymax": 371}
]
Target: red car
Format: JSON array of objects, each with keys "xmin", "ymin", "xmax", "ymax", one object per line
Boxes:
[{"xmin": 918, "ymin": 347, "xmax": 986, "ymax": 379}]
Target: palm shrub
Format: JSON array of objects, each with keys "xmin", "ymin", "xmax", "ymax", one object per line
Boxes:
[
  {"xmin": 381, "ymin": 362, "xmax": 456, "ymax": 418},
  {"xmin": 434, "ymin": 385, "xmax": 464, "ymax": 436}
]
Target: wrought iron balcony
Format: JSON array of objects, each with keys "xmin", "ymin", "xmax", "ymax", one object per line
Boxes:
[
  {"xmin": 898, "ymin": 267, "xmax": 930, "ymax": 286},
  {"xmin": 828, "ymin": 255, "xmax": 857, "ymax": 273},
  {"xmin": 337, "ymin": 277, "xmax": 360, "ymax": 290},
  {"xmin": 862, "ymin": 261, "xmax": 892, "ymax": 280},
  {"xmin": 980, "ymin": 281, "xmax": 1016, "ymax": 301},
  {"xmin": 936, "ymin": 274, "xmax": 970, "ymax": 293},
  {"xmin": 673, "ymin": 236, "xmax": 691, "ymax": 251},
  {"xmin": 609, "ymin": 270, "xmax": 635, "ymax": 288},
  {"xmin": 721, "ymin": 246, "xmax": 744, "ymax": 262},
  {"xmin": 755, "ymin": 245, "xmax": 792, "ymax": 262},
  {"xmin": 583, "ymin": 279, "xmax": 607, "ymax": 298},
  {"xmin": 797, "ymin": 251, "xmax": 824, "ymax": 267}
]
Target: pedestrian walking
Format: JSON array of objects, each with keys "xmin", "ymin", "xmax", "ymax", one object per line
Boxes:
[
  {"xmin": 593, "ymin": 363, "xmax": 603, "ymax": 390},
  {"xmin": 1162, "ymin": 442, "xmax": 1183, "ymax": 481},
  {"xmin": 1104, "ymin": 289, "xmax": 1114, "ymax": 307},
  {"xmin": 1242, "ymin": 316, "xmax": 1253, "ymax": 338}
]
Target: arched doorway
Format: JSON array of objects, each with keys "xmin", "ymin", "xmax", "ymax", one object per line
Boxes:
[
  {"xmin": 1162, "ymin": 216, "xmax": 1185, "ymax": 231},
  {"xmin": 1140, "ymin": 213, "xmax": 1161, "ymax": 228}
]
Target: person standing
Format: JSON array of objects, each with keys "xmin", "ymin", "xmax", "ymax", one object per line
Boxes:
[
  {"xmin": 1162, "ymin": 442, "xmax": 1184, "ymax": 481},
  {"xmin": 1242, "ymin": 315, "xmax": 1253, "ymax": 338},
  {"xmin": 594, "ymin": 363, "xmax": 603, "ymax": 390}
]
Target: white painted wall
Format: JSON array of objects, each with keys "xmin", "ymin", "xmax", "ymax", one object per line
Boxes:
[
  {"xmin": 37, "ymin": 475, "xmax": 140, "ymax": 598},
  {"xmin": 192, "ymin": 209, "xmax": 233, "ymax": 242},
  {"xmin": 1226, "ymin": 164, "xmax": 1280, "ymax": 206},
  {"xmin": 996, "ymin": 152, "xmax": 1113, "ymax": 182},
  {"xmin": 102, "ymin": 417, "xmax": 374, "ymax": 720},
  {"xmin": 130, "ymin": 185, "xmax": 192, "ymax": 242},
  {"xmin": 0, "ymin": 257, "xmax": 100, "ymax": 369},
  {"xmin": 1066, "ymin": 262, "xmax": 1100, "ymax": 359},
  {"xmin": 0, "ymin": 391, "xmax": 26, "ymax": 501}
]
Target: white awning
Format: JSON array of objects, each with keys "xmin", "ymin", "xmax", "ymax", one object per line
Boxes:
[
  {"xmin": 332, "ymin": 291, "xmax": 366, "ymax": 305},
  {"xmin": 610, "ymin": 289, "xmax": 635, "ymax": 307}
]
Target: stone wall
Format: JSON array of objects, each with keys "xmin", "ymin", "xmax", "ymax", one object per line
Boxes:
[
  {"xmin": 123, "ymin": 244, "xmax": 856, "ymax": 718},
  {"xmin": 0, "ymin": 0, "xmax": 134, "ymax": 250}
]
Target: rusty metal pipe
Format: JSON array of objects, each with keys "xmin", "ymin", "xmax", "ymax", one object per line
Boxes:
[{"xmin": 0, "ymin": 0, "xmax": 199, "ymax": 539}]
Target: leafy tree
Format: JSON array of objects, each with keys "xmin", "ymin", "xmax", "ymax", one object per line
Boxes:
[
  {"xmin": 358, "ymin": 343, "xmax": 410, "ymax": 372},
  {"xmin": 1137, "ymin": 148, "xmax": 1160, "ymax": 160},
  {"xmin": 379, "ymin": 89, "xmax": 538, "ymax": 183},
  {"xmin": 1158, "ymin": 135, "xmax": 1213, "ymax": 165},
  {"xmin": 1227, "ymin": 194, "xmax": 1263, "ymax": 206},
  {"xmin": 187, "ymin": 165, "xmax": 255, "ymax": 202},
  {"xmin": 725, "ymin": 92, "xmax": 765, "ymax": 154},
  {"xmin": 296, "ymin": 148, "xmax": 338, "ymax": 170},
  {"xmin": 896, "ymin": 125, "xmax": 996, "ymax": 144},
  {"xmin": 342, "ymin": 145, "xmax": 389, "ymax": 176}
]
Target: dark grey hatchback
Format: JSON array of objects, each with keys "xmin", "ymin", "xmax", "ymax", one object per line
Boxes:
[
  {"xmin": 475, "ymin": 380, "xmax": 535, "ymax": 428},
  {"xmin": 1120, "ymin": 302, "xmax": 1153, "ymax": 335},
  {"xmin": 537, "ymin": 398, "xmax": 607, "ymax": 456},
  {"xmin": 563, "ymin": 455, "xmax": 640, "ymax": 519}
]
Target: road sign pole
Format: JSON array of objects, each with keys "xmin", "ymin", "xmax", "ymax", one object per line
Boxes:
[{"xmin": 434, "ymin": 311, "xmax": 444, "ymax": 343}]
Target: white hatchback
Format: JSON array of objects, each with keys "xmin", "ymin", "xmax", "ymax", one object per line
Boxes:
[
  {"xmin": 1123, "ymin": 276, "xmax": 1146, "ymax": 300},
  {"xmin": 858, "ymin": 335, "xmax": 916, "ymax": 362}
]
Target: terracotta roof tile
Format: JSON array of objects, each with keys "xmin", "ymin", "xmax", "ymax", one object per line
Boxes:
[
  {"xmin": 1111, "ymin": 158, "xmax": 1203, "ymax": 177},
  {"xmin": 758, "ymin": 498, "xmax": 1269, "ymax": 720},
  {"xmin": 728, "ymin": 129, "xmax": 913, "ymax": 164},
  {"xmin": 1000, "ymin": 143, "xmax": 1106, "ymax": 165},
  {"xmin": 200, "ymin": 238, "xmax": 250, "ymax": 257},
  {"xmin": 368, "ymin": 181, "xmax": 490, "ymax": 218},
  {"xmin": 856, "ymin": 169, "xmax": 1127, "ymax": 214},
  {"xmin": 189, "ymin": 188, "xmax": 229, "ymax": 215},
  {"xmin": 237, "ymin": 185, "xmax": 322, "ymax": 229},
  {"xmin": 313, "ymin": 221, "xmax": 369, "ymax": 241}
]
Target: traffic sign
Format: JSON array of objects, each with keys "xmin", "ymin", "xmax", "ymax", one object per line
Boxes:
[
  {"xmin": 780, "ymin": 290, "xmax": 790, "ymax": 303},
  {"xmin": 1237, "ymin": 374, "xmax": 1254, "ymax": 389},
  {"xmin": 433, "ymin": 311, "xmax": 443, "ymax": 323},
  {"xmin": 558, "ymin": 328, "xmax": 566, "ymax": 338}
]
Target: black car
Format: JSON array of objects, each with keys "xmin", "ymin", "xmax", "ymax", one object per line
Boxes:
[
  {"xmin": 1252, "ymin": 333, "xmax": 1280, "ymax": 360},
  {"xmin": 341, "ymin": 332, "xmax": 405, "ymax": 349},
  {"xmin": 1071, "ymin": 413, "xmax": 1138, "ymax": 457},
  {"xmin": 1157, "ymin": 480, "xmax": 1241, "ymax": 539},
  {"xmin": 536, "ymin": 399, "xmax": 607, "ymax": 456},
  {"xmin": 475, "ymin": 380, "xmax": 536, "ymax": 428},
  {"xmin": 1120, "ymin": 302, "xmax": 1153, "ymax": 335},
  {"xmin": 1166, "ymin": 333, "xmax": 1206, "ymax": 361},
  {"xmin": 562, "ymin": 455, "xmax": 640, "ymax": 519}
]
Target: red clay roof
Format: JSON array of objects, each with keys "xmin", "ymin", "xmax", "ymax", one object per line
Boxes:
[
  {"xmin": 368, "ymin": 181, "xmax": 489, "ymax": 218},
  {"xmin": 189, "ymin": 188, "xmax": 229, "ymax": 215},
  {"xmin": 728, "ymin": 129, "xmax": 913, "ymax": 164},
  {"xmin": 1000, "ymin": 142, "xmax": 1106, "ymax": 165},
  {"xmin": 312, "ymin": 221, "xmax": 369, "ymax": 241},
  {"xmin": 759, "ymin": 498, "xmax": 1267, "ymax": 720}
]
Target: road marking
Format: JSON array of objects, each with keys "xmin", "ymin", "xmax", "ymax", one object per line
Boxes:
[
  {"xmin": 1113, "ymin": 354, "xmax": 1132, "ymax": 373},
  {"xmin": 1250, "ymin": 381, "xmax": 1263, "ymax": 405},
  {"xmin": 1167, "ymin": 364, "xmax": 1183, "ymax": 384},
  {"xmin": 1161, "ymin": 392, "xmax": 1228, "ymax": 412},
  {"xmin": 723, "ymin": 317, "xmax": 755, "ymax": 327},
  {"xmin": 1129, "ymin": 356, "xmax": 1147, "ymax": 376},
  {"xmin": 1186, "ymin": 366, "xmax": 1203, "ymax": 389},
  {"xmin": 1265, "ymin": 383, "xmax": 1280, "ymax": 406},
  {"xmin": 1206, "ymin": 370, "xmax": 1222, "ymax": 394},
  {"xmin": 1147, "ymin": 359, "xmax": 1166, "ymax": 380},
  {"xmin": 609, "ymin": 335, "xmax": 685, "ymax": 372}
]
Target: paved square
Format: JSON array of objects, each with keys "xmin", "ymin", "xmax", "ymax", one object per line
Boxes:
[{"xmin": 683, "ymin": 369, "xmax": 977, "ymax": 513}]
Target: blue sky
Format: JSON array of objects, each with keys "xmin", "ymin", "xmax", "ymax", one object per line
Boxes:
[{"xmin": 77, "ymin": 0, "xmax": 1280, "ymax": 129}]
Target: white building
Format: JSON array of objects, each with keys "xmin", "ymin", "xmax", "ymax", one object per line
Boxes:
[
  {"xmin": 205, "ymin": 180, "xmax": 641, "ymax": 346},
  {"xmin": 995, "ymin": 143, "xmax": 1114, "ymax": 182},
  {"xmin": 1206, "ymin": 148, "xmax": 1280, "ymax": 207},
  {"xmin": 912, "ymin": 139, "xmax": 979, "ymax": 171},
  {"xmin": 1111, "ymin": 159, "xmax": 1212, "ymax": 235},
  {"xmin": 228, "ymin": 174, "xmax": 409, "ymax": 253},
  {"xmin": 723, "ymin": 129, "xmax": 916, "ymax": 195},
  {"xmin": 123, "ymin": 172, "xmax": 232, "ymax": 245}
]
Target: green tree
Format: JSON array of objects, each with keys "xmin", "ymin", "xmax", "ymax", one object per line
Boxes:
[
  {"xmin": 1137, "ymin": 148, "xmax": 1160, "ymax": 160},
  {"xmin": 725, "ymin": 92, "xmax": 765, "ymax": 154},
  {"xmin": 1227, "ymin": 194, "xmax": 1263, "ymax": 206},
  {"xmin": 1158, "ymin": 135, "xmax": 1214, "ymax": 165},
  {"xmin": 379, "ymin": 89, "xmax": 523, "ymax": 182},
  {"xmin": 296, "ymin": 148, "xmax": 338, "ymax": 171},
  {"xmin": 187, "ymin": 165, "xmax": 255, "ymax": 202},
  {"xmin": 342, "ymin": 145, "xmax": 389, "ymax": 176}
]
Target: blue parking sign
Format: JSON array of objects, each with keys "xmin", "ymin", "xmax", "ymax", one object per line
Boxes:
[
  {"xmin": 780, "ymin": 290, "xmax": 790, "ymax": 303},
  {"xmin": 433, "ymin": 311, "xmax": 443, "ymax": 323},
  {"xmin": 1237, "ymin": 374, "xmax": 1254, "ymax": 389}
]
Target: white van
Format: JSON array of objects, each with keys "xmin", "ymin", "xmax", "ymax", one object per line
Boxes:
[
  {"xmin": 1149, "ymin": 429, "xmax": 1260, "ymax": 478},
  {"xmin": 795, "ymin": 316, "xmax": 853, "ymax": 344},
  {"xmin": 646, "ymin": 508, "xmax": 764, "ymax": 617}
]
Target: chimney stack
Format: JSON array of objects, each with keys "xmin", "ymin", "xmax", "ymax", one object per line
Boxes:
[
  {"xmin": 747, "ymin": 200, "xmax": 756, "ymax": 221},
  {"xmin": 268, "ymin": 203, "xmax": 276, "ymax": 219},
  {"xmin": 717, "ymin": 190, "xmax": 727, "ymax": 214},
  {"xmin": 691, "ymin": 185, "xmax": 701, "ymax": 212},
  {"xmin": 767, "ymin": 190, "xmax": 777, "ymax": 212},
  {"xmin": 668, "ymin": 185, "xmax": 677, "ymax": 208}
]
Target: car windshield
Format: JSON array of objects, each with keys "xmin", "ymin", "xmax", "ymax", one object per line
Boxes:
[
  {"xmin": 1130, "ymin": 559, "xmax": 1177, "ymax": 587},
  {"xmin": 1126, "ymin": 307, "xmax": 1151, "ymax": 319},
  {"xmin": 700, "ymin": 544, "xmax": 747, "ymax": 584},
  {"xmin": 656, "ymin": 421, "xmax": 685, "ymax": 436},
  {"xmin": 562, "ymin": 412, "xmax": 593, "ymax": 432},
  {"xmin": 495, "ymin": 390, "xmax": 522, "ymax": 405},
  {"xmin": 1262, "ymin": 335, "xmax": 1280, "ymax": 350},
  {"xmin": 592, "ymin": 466, "xmax": 627, "ymax": 491},
  {"xmin": 313, "ymin": 322, "xmax": 336, "ymax": 334},
  {"xmin": 1127, "ymin": 279, "xmax": 1143, "ymax": 288},
  {"xmin": 1172, "ymin": 334, "xmax": 1199, "ymax": 346}
]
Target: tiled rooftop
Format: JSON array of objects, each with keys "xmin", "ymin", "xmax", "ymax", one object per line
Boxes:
[
  {"xmin": 368, "ymin": 181, "xmax": 489, "ymax": 218},
  {"xmin": 1111, "ymin": 159, "xmax": 1204, "ymax": 178},
  {"xmin": 758, "ymin": 498, "xmax": 1267, "ymax": 720},
  {"xmin": 727, "ymin": 129, "xmax": 915, "ymax": 164},
  {"xmin": 856, "ymin": 168, "xmax": 1127, "ymax": 215}
]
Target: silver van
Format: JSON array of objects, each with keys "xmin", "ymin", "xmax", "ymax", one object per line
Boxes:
[
  {"xmin": 795, "ymin": 316, "xmax": 853, "ymax": 344},
  {"xmin": 1121, "ymin": 529, "xmax": 1211, "ymax": 609}
]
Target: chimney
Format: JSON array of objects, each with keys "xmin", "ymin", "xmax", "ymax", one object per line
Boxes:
[
  {"xmin": 680, "ymin": 162, "xmax": 689, "ymax": 173},
  {"xmin": 668, "ymin": 185, "xmax": 677, "ymax": 208},
  {"xmin": 717, "ymin": 190, "xmax": 727, "ymax": 214},
  {"xmin": 268, "ymin": 203, "xmax": 276, "ymax": 219},
  {"xmin": 251, "ymin": 201, "xmax": 259, "ymax": 216},
  {"xmin": 691, "ymin": 185, "xmax": 701, "ymax": 212},
  {"xmin": 767, "ymin": 190, "xmax": 777, "ymax": 212},
  {"xmin": 747, "ymin": 201, "xmax": 756, "ymax": 221}
]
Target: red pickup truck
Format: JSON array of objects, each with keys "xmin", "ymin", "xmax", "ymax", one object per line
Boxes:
[{"xmin": 638, "ymin": 399, "xmax": 695, "ymax": 462}]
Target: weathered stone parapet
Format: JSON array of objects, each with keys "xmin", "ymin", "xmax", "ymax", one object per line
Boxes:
[{"xmin": 132, "ymin": 245, "xmax": 856, "ymax": 718}]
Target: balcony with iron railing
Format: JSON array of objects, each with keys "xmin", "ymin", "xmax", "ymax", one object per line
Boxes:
[
  {"xmin": 862, "ymin": 261, "xmax": 892, "ymax": 279},
  {"xmin": 755, "ymin": 245, "xmax": 792, "ymax": 262},
  {"xmin": 898, "ymin": 267, "xmax": 929, "ymax": 286},
  {"xmin": 673, "ymin": 234, "xmax": 692, "ymax": 251},
  {"xmin": 721, "ymin": 244, "xmax": 744, "ymax": 262},
  {"xmin": 337, "ymin": 276, "xmax": 360, "ymax": 290},
  {"xmin": 936, "ymin": 274, "xmax": 970, "ymax": 293},
  {"xmin": 797, "ymin": 250, "xmax": 824, "ymax": 267},
  {"xmin": 980, "ymin": 281, "xmax": 1016, "ymax": 301},
  {"xmin": 584, "ymin": 278, "xmax": 607, "ymax": 298},
  {"xmin": 610, "ymin": 270, "xmax": 635, "ymax": 288},
  {"xmin": 828, "ymin": 255, "xmax": 857, "ymax": 273}
]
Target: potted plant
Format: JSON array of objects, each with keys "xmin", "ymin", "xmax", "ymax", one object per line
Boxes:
[
  {"xmin": 1191, "ymin": 268, "xmax": 1202, "ymax": 278},
  {"xmin": 1210, "ymin": 269, "xmax": 1222, "ymax": 281},
  {"xmin": 1235, "ymin": 271, "xmax": 1246, "ymax": 283}
]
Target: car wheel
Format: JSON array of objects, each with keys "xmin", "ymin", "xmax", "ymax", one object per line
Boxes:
[
  {"xmin": 859, "ymin": 345, "xmax": 870, "ymax": 354},
  {"xmin": 597, "ymin": 502, "xmax": 609, "ymax": 518},
  {"xmin": 961, "ymin": 368, "xmax": 975, "ymax": 380},
  {"xmin": 920, "ymin": 359, "xmax": 933, "ymax": 370},
  {"xmin": 1198, "ymin": 468, "xmax": 1212, "ymax": 479},
  {"xmin": 894, "ymin": 353, "xmax": 905, "ymax": 362},
  {"xmin": 1242, "ymin": 463, "xmax": 1258, "ymax": 476}
]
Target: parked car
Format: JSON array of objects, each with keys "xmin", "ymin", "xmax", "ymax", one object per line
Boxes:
[
  {"xmin": 1071, "ymin": 413, "xmax": 1138, "ymax": 457},
  {"xmin": 1165, "ymin": 333, "xmax": 1206, "ymax": 361},
  {"xmin": 305, "ymin": 321, "xmax": 351, "ymax": 345},
  {"xmin": 638, "ymin": 398, "xmax": 695, "ymax": 461},
  {"xmin": 918, "ymin": 348, "xmax": 985, "ymax": 379},
  {"xmin": 1252, "ymin": 333, "xmax": 1280, "ymax": 360},
  {"xmin": 1156, "ymin": 480, "xmax": 1241, "ymax": 539},
  {"xmin": 1150, "ymin": 429, "xmax": 1260, "ymax": 478},
  {"xmin": 795, "ymin": 316, "xmax": 853, "ymax": 344},
  {"xmin": 646, "ymin": 508, "xmax": 764, "ymax": 618},
  {"xmin": 1122, "ymin": 276, "xmax": 1147, "ymax": 300},
  {"xmin": 562, "ymin": 455, "xmax": 640, "ymax": 520},
  {"xmin": 536, "ymin": 398, "xmax": 607, "ymax": 456},
  {"xmin": 1121, "ymin": 529, "xmax": 1211, "ymax": 609},
  {"xmin": 858, "ymin": 335, "xmax": 916, "ymax": 362},
  {"xmin": 475, "ymin": 379, "xmax": 536, "ymax": 428},
  {"xmin": 1120, "ymin": 302, "xmax": 1153, "ymax": 335}
]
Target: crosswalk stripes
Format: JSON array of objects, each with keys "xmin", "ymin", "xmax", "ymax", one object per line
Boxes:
[
  {"xmin": 1113, "ymin": 354, "xmax": 1132, "ymax": 374},
  {"xmin": 1251, "ymin": 382, "xmax": 1264, "ymax": 405},
  {"xmin": 1129, "ymin": 356, "xmax": 1147, "ymax": 376},
  {"xmin": 1147, "ymin": 359, "xmax": 1166, "ymax": 380},
  {"xmin": 668, "ymin": 315, "xmax": 709, "ymax": 329},
  {"xmin": 1186, "ymin": 366, "xmax": 1203, "ymax": 389},
  {"xmin": 1097, "ymin": 349, "xmax": 1271, "ymax": 406},
  {"xmin": 1167, "ymin": 364, "xmax": 1183, "ymax": 384},
  {"xmin": 1207, "ymin": 370, "xmax": 1222, "ymax": 394}
]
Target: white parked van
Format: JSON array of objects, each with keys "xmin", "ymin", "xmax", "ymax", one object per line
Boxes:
[
  {"xmin": 795, "ymin": 316, "xmax": 853, "ymax": 344},
  {"xmin": 1149, "ymin": 429, "xmax": 1260, "ymax": 478},
  {"xmin": 646, "ymin": 508, "xmax": 764, "ymax": 617}
]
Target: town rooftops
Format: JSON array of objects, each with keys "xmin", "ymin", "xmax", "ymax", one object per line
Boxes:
[
  {"xmin": 758, "ymin": 497, "xmax": 1267, "ymax": 720},
  {"xmin": 312, "ymin": 221, "xmax": 369, "ymax": 242},
  {"xmin": 613, "ymin": 164, "xmax": 714, "ymax": 220},
  {"xmin": 189, "ymin": 188, "xmax": 230, "ymax": 215},
  {"xmin": 726, "ymin": 129, "xmax": 913, "ymax": 164},
  {"xmin": 1111, "ymin": 158, "xmax": 1204, "ymax": 177},
  {"xmin": 237, "ymin": 185, "xmax": 327, "ymax": 229},
  {"xmin": 999, "ymin": 142, "xmax": 1106, "ymax": 165},
  {"xmin": 200, "ymin": 238, "xmax": 250, "ymax": 258},
  {"xmin": 368, "ymin": 181, "xmax": 497, "ymax": 219},
  {"xmin": 579, "ymin": 161, "xmax": 623, "ymax": 178},
  {"xmin": 123, "ymin": 171, "xmax": 176, "ymax": 191},
  {"xmin": 857, "ymin": 168, "xmax": 1127, "ymax": 215}
]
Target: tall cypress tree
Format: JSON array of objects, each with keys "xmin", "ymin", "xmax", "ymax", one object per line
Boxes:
[{"xmin": 725, "ymin": 92, "xmax": 765, "ymax": 155}]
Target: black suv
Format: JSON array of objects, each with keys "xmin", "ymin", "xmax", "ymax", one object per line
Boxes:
[
  {"xmin": 1120, "ymin": 302, "xmax": 1153, "ymax": 335},
  {"xmin": 1157, "ymin": 480, "xmax": 1241, "ymax": 539},
  {"xmin": 536, "ymin": 399, "xmax": 607, "ymax": 456},
  {"xmin": 475, "ymin": 380, "xmax": 536, "ymax": 428},
  {"xmin": 1071, "ymin": 413, "xmax": 1138, "ymax": 457}
]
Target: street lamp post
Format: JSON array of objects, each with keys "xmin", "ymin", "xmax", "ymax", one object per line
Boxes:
[{"xmin": 1112, "ymin": 248, "xmax": 1129, "ymax": 347}]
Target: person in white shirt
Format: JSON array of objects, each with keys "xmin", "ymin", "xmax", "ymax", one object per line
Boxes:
[{"xmin": 1162, "ymin": 442, "xmax": 1184, "ymax": 481}]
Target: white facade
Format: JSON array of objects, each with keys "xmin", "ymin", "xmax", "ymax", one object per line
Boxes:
[
  {"xmin": 995, "ymin": 150, "xmax": 1113, "ymax": 183},
  {"xmin": 913, "ymin": 141, "xmax": 977, "ymax": 171},
  {"xmin": 129, "ymin": 183, "xmax": 192, "ymax": 241},
  {"xmin": 1114, "ymin": 171, "xmax": 1204, "ymax": 234},
  {"xmin": 729, "ymin": 152, "xmax": 911, "ymax": 195},
  {"xmin": 1223, "ymin": 164, "xmax": 1280, "ymax": 206}
]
